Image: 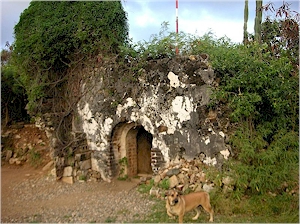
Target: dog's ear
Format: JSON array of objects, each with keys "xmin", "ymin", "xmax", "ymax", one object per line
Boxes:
[{"xmin": 164, "ymin": 190, "xmax": 170, "ymax": 197}]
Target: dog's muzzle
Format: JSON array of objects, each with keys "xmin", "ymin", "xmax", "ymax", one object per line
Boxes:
[{"xmin": 171, "ymin": 198, "xmax": 179, "ymax": 205}]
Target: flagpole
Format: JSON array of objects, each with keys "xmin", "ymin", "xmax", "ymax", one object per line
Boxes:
[{"xmin": 175, "ymin": 0, "xmax": 179, "ymax": 55}]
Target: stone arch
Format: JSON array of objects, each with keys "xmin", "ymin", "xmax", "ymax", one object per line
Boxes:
[{"xmin": 110, "ymin": 122, "xmax": 153, "ymax": 177}]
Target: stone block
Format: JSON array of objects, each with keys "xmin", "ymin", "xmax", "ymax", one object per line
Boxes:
[
  {"xmin": 62, "ymin": 176, "xmax": 73, "ymax": 184},
  {"xmin": 222, "ymin": 176, "xmax": 235, "ymax": 186},
  {"xmin": 9, "ymin": 158, "xmax": 17, "ymax": 164},
  {"xmin": 203, "ymin": 183, "xmax": 214, "ymax": 193},
  {"xmin": 80, "ymin": 159, "xmax": 91, "ymax": 170},
  {"xmin": 5, "ymin": 150, "xmax": 13, "ymax": 161},
  {"xmin": 42, "ymin": 161, "xmax": 54, "ymax": 171},
  {"xmin": 149, "ymin": 187, "xmax": 160, "ymax": 197},
  {"xmin": 63, "ymin": 166, "xmax": 73, "ymax": 177},
  {"xmin": 153, "ymin": 175, "xmax": 161, "ymax": 185},
  {"xmin": 194, "ymin": 183, "xmax": 202, "ymax": 192},
  {"xmin": 166, "ymin": 168, "xmax": 180, "ymax": 177},
  {"xmin": 169, "ymin": 175, "xmax": 179, "ymax": 189}
]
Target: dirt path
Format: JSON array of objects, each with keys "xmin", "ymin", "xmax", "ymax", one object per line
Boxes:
[{"xmin": 1, "ymin": 164, "xmax": 155, "ymax": 223}]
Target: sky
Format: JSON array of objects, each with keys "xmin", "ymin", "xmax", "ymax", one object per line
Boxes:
[{"xmin": 1, "ymin": 0, "xmax": 299, "ymax": 50}]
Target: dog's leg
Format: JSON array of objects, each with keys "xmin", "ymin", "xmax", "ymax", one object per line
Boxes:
[
  {"xmin": 167, "ymin": 210, "xmax": 175, "ymax": 219},
  {"xmin": 178, "ymin": 214, "xmax": 184, "ymax": 223},
  {"xmin": 192, "ymin": 207, "xmax": 201, "ymax": 220},
  {"xmin": 202, "ymin": 204, "xmax": 214, "ymax": 222}
]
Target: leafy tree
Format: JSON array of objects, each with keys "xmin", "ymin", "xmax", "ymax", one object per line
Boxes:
[
  {"xmin": 261, "ymin": 1, "xmax": 299, "ymax": 70},
  {"xmin": 1, "ymin": 43, "xmax": 29, "ymax": 126},
  {"xmin": 12, "ymin": 1, "xmax": 128, "ymax": 113}
]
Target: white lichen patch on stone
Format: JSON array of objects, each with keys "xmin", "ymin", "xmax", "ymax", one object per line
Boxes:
[
  {"xmin": 204, "ymin": 137, "xmax": 210, "ymax": 145},
  {"xmin": 152, "ymin": 136, "xmax": 170, "ymax": 163},
  {"xmin": 78, "ymin": 103, "xmax": 99, "ymax": 135},
  {"xmin": 219, "ymin": 131, "xmax": 225, "ymax": 138},
  {"xmin": 103, "ymin": 117, "xmax": 113, "ymax": 135},
  {"xmin": 168, "ymin": 72, "xmax": 180, "ymax": 88},
  {"xmin": 208, "ymin": 127, "xmax": 216, "ymax": 135},
  {"xmin": 172, "ymin": 96, "xmax": 194, "ymax": 123},
  {"xmin": 203, "ymin": 156, "xmax": 217, "ymax": 166},
  {"xmin": 77, "ymin": 103, "xmax": 115, "ymax": 152},
  {"xmin": 159, "ymin": 113, "xmax": 178, "ymax": 134},
  {"xmin": 220, "ymin": 149, "xmax": 230, "ymax": 160},
  {"xmin": 116, "ymin": 97, "xmax": 136, "ymax": 117}
]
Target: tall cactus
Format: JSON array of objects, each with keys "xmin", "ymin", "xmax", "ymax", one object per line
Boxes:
[
  {"xmin": 254, "ymin": 0, "xmax": 263, "ymax": 43},
  {"xmin": 243, "ymin": 0, "xmax": 249, "ymax": 44}
]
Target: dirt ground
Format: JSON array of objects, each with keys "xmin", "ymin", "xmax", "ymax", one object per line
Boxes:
[
  {"xmin": 1, "ymin": 163, "xmax": 141, "ymax": 222},
  {"xmin": 1, "ymin": 124, "xmax": 152, "ymax": 223}
]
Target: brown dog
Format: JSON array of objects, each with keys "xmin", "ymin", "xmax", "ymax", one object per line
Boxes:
[{"xmin": 166, "ymin": 189, "xmax": 214, "ymax": 223}]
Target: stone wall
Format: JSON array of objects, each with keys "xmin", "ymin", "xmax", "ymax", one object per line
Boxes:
[
  {"xmin": 36, "ymin": 54, "xmax": 233, "ymax": 183},
  {"xmin": 67, "ymin": 54, "xmax": 232, "ymax": 183}
]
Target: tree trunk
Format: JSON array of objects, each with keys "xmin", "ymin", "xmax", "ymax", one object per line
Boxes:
[
  {"xmin": 254, "ymin": 0, "xmax": 263, "ymax": 43},
  {"xmin": 243, "ymin": 0, "xmax": 249, "ymax": 44}
]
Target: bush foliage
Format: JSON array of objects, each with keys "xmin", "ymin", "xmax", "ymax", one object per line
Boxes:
[
  {"xmin": 12, "ymin": 1, "xmax": 128, "ymax": 112},
  {"xmin": 120, "ymin": 20, "xmax": 298, "ymax": 196},
  {"xmin": 6, "ymin": 0, "xmax": 299, "ymax": 199}
]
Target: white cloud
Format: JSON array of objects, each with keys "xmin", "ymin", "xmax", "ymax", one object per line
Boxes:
[
  {"xmin": 125, "ymin": 1, "xmax": 162, "ymax": 28},
  {"xmin": 179, "ymin": 8, "xmax": 245, "ymax": 43}
]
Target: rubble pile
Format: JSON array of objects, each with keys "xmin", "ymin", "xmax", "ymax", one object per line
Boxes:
[{"xmin": 148, "ymin": 155, "xmax": 235, "ymax": 198}]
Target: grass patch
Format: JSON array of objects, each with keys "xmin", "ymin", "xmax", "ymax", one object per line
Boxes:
[
  {"xmin": 104, "ymin": 216, "xmax": 117, "ymax": 223},
  {"xmin": 132, "ymin": 182, "xmax": 299, "ymax": 223},
  {"xmin": 28, "ymin": 148, "xmax": 42, "ymax": 167}
]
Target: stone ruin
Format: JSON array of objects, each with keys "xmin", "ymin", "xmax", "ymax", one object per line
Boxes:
[{"xmin": 36, "ymin": 54, "xmax": 233, "ymax": 184}]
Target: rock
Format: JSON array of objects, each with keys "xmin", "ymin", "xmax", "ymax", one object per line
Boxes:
[
  {"xmin": 176, "ymin": 184, "xmax": 184, "ymax": 191},
  {"xmin": 166, "ymin": 168, "xmax": 180, "ymax": 177},
  {"xmin": 5, "ymin": 150, "xmax": 13, "ymax": 161},
  {"xmin": 182, "ymin": 168, "xmax": 189, "ymax": 172},
  {"xmin": 50, "ymin": 168, "xmax": 56, "ymax": 177},
  {"xmin": 169, "ymin": 175, "xmax": 179, "ymax": 189},
  {"xmin": 9, "ymin": 158, "xmax": 17, "ymax": 165},
  {"xmin": 42, "ymin": 161, "xmax": 54, "ymax": 171},
  {"xmin": 199, "ymin": 172, "xmax": 206, "ymax": 183},
  {"xmin": 194, "ymin": 184, "xmax": 202, "ymax": 192},
  {"xmin": 153, "ymin": 175, "xmax": 161, "ymax": 185},
  {"xmin": 149, "ymin": 187, "xmax": 160, "ymax": 197},
  {"xmin": 222, "ymin": 176, "xmax": 235, "ymax": 186},
  {"xmin": 189, "ymin": 55, "xmax": 197, "ymax": 61},
  {"xmin": 203, "ymin": 183, "xmax": 214, "ymax": 193},
  {"xmin": 223, "ymin": 185, "xmax": 234, "ymax": 194},
  {"xmin": 220, "ymin": 149, "xmax": 230, "ymax": 160},
  {"xmin": 80, "ymin": 159, "xmax": 91, "ymax": 170},
  {"xmin": 140, "ymin": 176, "xmax": 147, "ymax": 183},
  {"xmin": 62, "ymin": 176, "xmax": 74, "ymax": 184},
  {"xmin": 177, "ymin": 173, "xmax": 187, "ymax": 184},
  {"xmin": 158, "ymin": 125, "xmax": 168, "ymax": 133},
  {"xmin": 183, "ymin": 184, "xmax": 189, "ymax": 193},
  {"xmin": 63, "ymin": 166, "xmax": 73, "ymax": 177},
  {"xmin": 189, "ymin": 173, "xmax": 196, "ymax": 184}
]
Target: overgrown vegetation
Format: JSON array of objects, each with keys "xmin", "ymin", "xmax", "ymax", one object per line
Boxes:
[
  {"xmin": 5, "ymin": 1, "xmax": 129, "ymax": 162},
  {"xmin": 119, "ymin": 5, "xmax": 299, "ymax": 198},
  {"xmin": 125, "ymin": 2, "xmax": 298, "ymax": 222},
  {"xmin": 2, "ymin": 1, "xmax": 298, "ymax": 222},
  {"xmin": 1, "ymin": 43, "xmax": 29, "ymax": 126},
  {"xmin": 12, "ymin": 1, "xmax": 128, "ymax": 113}
]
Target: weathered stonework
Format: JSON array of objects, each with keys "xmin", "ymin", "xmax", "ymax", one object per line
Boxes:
[
  {"xmin": 35, "ymin": 54, "xmax": 232, "ymax": 183},
  {"xmin": 69, "ymin": 54, "xmax": 232, "ymax": 182}
]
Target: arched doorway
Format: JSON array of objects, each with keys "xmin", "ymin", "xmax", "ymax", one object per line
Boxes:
[
  {"xmin": 137, "ymin": 127, "xmax": 153, "ymax": 175},
  {"xmin": 110, "ymin": 122, "xmax": 153, "ymax": 177}
]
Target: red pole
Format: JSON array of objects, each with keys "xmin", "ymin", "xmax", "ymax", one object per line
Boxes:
[{"xmin": 175, "ymin": 0, "xmax": 179, "ymax": 55}]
